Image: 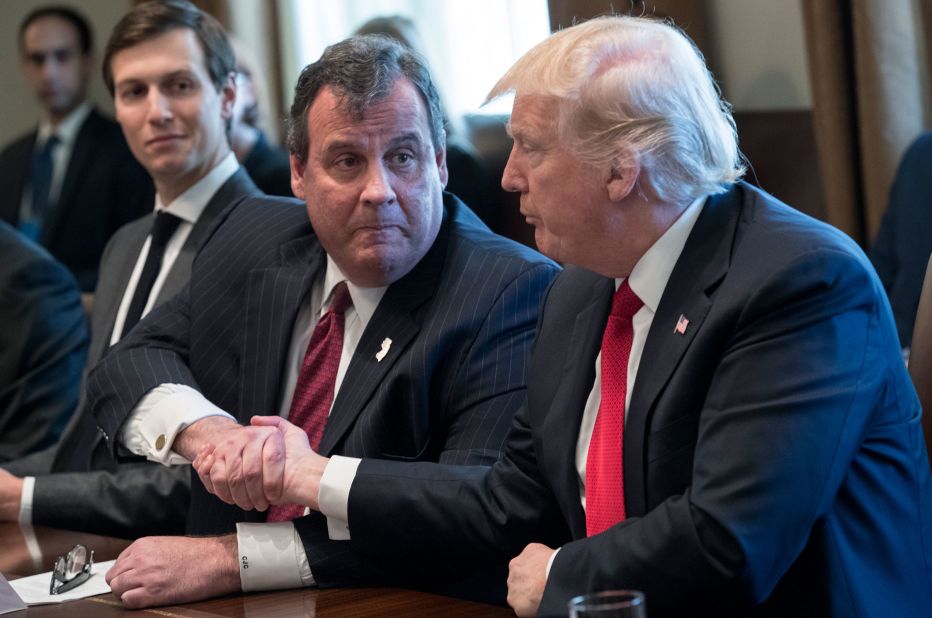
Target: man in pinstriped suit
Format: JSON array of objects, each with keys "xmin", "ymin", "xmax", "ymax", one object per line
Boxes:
[
  {"xmin": 88, "ymin": 35, "xmax": 558, "ymax": 608},
  {"xmin": 0, "ymin": 0, "xmax": 259, "ymax": 538}
]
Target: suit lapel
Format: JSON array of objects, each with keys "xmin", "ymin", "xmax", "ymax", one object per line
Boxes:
[
  {"xmin": 89, "ymin": 219, "xmax": 150, "ymax": 364},
  {"xmin": 240, "ymin": 234, "xmax": 324, "ymax": 417},
  {"xmin": 316, "ymin": 216, "xmax": 450, "ymax": 455},
  {"xmin": 624, "ymin": 189, "xmax": 740, "ymax": 515},
  {"xmin": 42, "ymin": 110, "xmax": 98, "ymax": 244},
  {"xmin": 545, "ymin": 277, "xmax": 614, "ymax": 538},
  {"xmin": 155, "ymin": 169, "xmax": 258, "ymax": 305}
]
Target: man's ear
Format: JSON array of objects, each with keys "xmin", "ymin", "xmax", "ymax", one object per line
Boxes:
[
  {"xmin": 219, "ymin": 72, "xmax": 236, "ymax": 119},
  {"xmin": 436, "ymin": 143, "xmax": 448, "ymax": 189},
  {"xmin": 289, "ymin": 153, "xmax": 306, "ymax": 200},
  {"xmin": 606, "ymin": 157, "xmax": 639, "ymax": 202}
]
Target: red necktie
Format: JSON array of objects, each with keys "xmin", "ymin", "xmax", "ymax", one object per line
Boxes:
[
  {"xmin": 267, "ymin": 282, "xmax": 352, "ymax": 522},
  {"xmin": 586, "ymin": 280, "xmax": 643, "ymax": 536}
]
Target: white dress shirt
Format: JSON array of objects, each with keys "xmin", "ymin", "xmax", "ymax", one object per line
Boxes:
[
  {"xmin": 317, "ymin": 195, "xmax": 707, "ymax": 578},
  {"xmin": 17, "ymin": 154, "xmax": 239, "ymax": 524},
  {"xmin": 117, "ymin": 256, "xmax": 386, "ymax": 591},
  {"xmin": 19, "ymin": 102, "xmax": 92, "ymax": 220}
]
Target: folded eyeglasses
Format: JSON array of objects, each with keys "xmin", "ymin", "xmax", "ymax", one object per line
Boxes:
[{"xmin": 49, "ymin": 544, "xmax": 94, "ymax": 595}]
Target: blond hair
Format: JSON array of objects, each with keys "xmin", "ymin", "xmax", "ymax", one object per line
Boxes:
[{"xmin": 488, "ymin": 16, "xmax": 744, "ymax": 203}]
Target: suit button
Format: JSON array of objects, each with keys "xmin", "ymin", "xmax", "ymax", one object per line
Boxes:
[{"xmin": 155, "ymin": 434, "xmax": 166, "ymax": 450}]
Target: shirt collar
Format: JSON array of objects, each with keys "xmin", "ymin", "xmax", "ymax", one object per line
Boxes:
[
  {"xmin": 37, "ymin": 101, "xmax": 91, "ymax": 147},
  {"xmin": 322, "ymin": 255, "xmax": 388, "ymax": 327},
  {"xmin": 154, "ymin": 153, "xmax": 239, "ymax": 225},
  {"xmin": 624, "ymin": 194, "xmax": 707, "ymax": 312}
]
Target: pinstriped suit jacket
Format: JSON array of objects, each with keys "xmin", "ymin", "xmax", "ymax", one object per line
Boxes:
[
  {"xmin": 2, "ymin": 169, "xmax": 260, "ymax": 539},
  {"xmin": 88, "ymin": 193, "xmax": 558, "ymax": 597}
]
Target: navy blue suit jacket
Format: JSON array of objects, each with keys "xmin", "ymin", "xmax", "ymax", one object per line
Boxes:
[
  {"xmin": 89, "ymin": 193, "xmax": 558, "ymax": 596},
  {"xmin": 871, "ymin": 131, "xmax": 932, "ymax": 347},
  {"xmin": 0, "ymin": 221, "xmax": 87, "ymax": 461},
  {"xmin": 345, "ymin": 183, "xmax": 932, "ymax": 616}
]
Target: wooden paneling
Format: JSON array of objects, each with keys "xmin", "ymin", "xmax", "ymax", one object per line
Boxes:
[{"xmin": 734, "ymin": 110, "xmax": 825, "ymax": 219}]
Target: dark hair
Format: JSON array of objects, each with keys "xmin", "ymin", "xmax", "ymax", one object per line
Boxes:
[
  {"xmin": 20, "ymin": 6, "xmax": 93, "ymax": 55},
  {"xmin": 102, "ymin": 0, "xmax": 234, "ymax": 96},
  {"xmin": 287, "ymin": 34, "xmax": 445, "ymax": 163}
]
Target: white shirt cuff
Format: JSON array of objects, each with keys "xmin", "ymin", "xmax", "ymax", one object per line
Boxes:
[
  {"xmin": 236, "ymin": 521, "xmax": 314, "ymax": 591},
  {"xmin": 318, "ymin": 455, "xmax": 361, "ymax": 540},
  {"xmin": 19, "ymin": 476, "xmax": 35, "ymax": 524},
  {"xmin": 546, "ymin": 547, "xmax": 560, "ymax": 579},
  {"xmin": 118, "ymin": 383, "xmax": 234, "ymax": 465}
]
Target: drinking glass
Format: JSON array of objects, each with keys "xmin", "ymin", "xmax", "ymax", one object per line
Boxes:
[{"xmin": 568, "ymin": 590, "xmax": 647, "ymax": 617}]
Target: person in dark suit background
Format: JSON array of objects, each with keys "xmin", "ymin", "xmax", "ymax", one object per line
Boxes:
[
  {"xmin": 229, "ymin": 37, "xmax": 292, "ymax": 197},
  {"xmin": 870, "ymin": 131, "xmax": 932, "ymax": 354},
  {"xmin": 0, "ymin": 0, "xmax": 260, "ymax": 540},
  {"xmin": 0, "ymin": 6, "xmax": 153, "ymax": 291},
  {"xmin": 87, "ymin": 33, "xmax": 558, "ymax": 609},
  {"xmin": 0, "ymin": 221, "xmax": 87, "ymax": 462},
  {"xmin": 200, "ymin": 16, "xmax": 932, "ymax": 617}
]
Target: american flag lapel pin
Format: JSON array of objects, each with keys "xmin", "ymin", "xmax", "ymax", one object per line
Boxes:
[
  {"xmin": 375, "ymin": 337, "xmax": 392, "ymax": 362},
  {"xmin": 674, "ymin": 314, "xmax": 689, "ymax": 335}
]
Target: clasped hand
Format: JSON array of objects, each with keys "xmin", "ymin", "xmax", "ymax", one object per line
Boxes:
[{"xmin": 191, "ymin": 416, "xmax": 327, "ymax": 512}]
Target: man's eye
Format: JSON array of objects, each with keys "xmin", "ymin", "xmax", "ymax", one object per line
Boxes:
[
  {"xmin": 391, "ymin": 153, "xmax": 415, "ymax": 166},
  {"xmin": 335, "ymin": 156, "xmax": 358, "ymax": 169},
  {"xmin": 52, "ymin": 49, "xmax": 74, "ymax": 63},
  {"xmin": 170, "ymin": 80, "xmax": 194, "ymax": 94},
  {"xmin": 120, "ymin": 85, "xmax": 146, "ymax": 101}
]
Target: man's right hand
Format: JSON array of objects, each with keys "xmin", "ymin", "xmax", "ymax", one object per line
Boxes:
[
  {"xmin": 193, "ymin": 416, "xmax": 329, "ymax": 512},
  {"xmin": 179, "ymin": 416, "xmax": 285, "ymax": 511}
]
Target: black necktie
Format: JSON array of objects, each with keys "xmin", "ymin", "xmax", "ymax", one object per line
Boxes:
[
  {"xmin": 122, "ymin": 211, "xmax": 182, "ymax": 337},
  {"xmin": 22, "ymin": 134, "xmax": 60, "ymax": 241}
]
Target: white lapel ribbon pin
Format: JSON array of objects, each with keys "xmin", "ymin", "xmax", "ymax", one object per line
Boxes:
[{"xmin": 376, "ymin": 337, "xmax": 392, "ymax": 362}]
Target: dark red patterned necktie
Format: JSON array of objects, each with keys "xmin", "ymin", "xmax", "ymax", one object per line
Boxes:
[
  {"xmin": 267, "ymin": 282, "xmax": 352, "ymax": 522},
  {"xmin": 586, "ymin": 280, "xmax": 643, "ymax": 536}
]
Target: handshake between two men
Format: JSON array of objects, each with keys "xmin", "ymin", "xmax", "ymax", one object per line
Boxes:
[{"xmin": 190, "ymin": 415, "xmax": 328, "ymax": 515}]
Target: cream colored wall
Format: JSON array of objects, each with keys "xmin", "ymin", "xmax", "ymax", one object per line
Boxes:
[
  {"xmin": 708, "ymin": 0, "xmax": 812, "ymax": 111},
  {"xmin": 0, "ymin": 0, "xmax": 133, "ymax": 146}
]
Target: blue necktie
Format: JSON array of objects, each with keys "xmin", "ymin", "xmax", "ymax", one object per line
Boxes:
[{"xmin": 21, "ymin": 134, "xmax": 60, "ymax": 241}]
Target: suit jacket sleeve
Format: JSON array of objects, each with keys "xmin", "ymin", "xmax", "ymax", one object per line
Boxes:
[
  {"xmin": 30, "ymin": 463, "xmax": 189, "ymax": 538},
  {"xmin": 0, "ymin": 443, "xmax": 56, "ymax": 476},
  {"xmin": 88, "ymin": 281, "xmax": 200, "ymax": 453},
  {"xmin": 298, "ymin": 261, "xmax": 561, "ymax": 599},
  {"xmin": 0, "ymin": 244, "xmax": 88, "ymax": 461}
]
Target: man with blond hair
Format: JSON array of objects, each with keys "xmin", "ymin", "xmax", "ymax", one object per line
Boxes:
[{"xmin": 195, "ymin": 15, "xmax": 932, "ymax": 617}]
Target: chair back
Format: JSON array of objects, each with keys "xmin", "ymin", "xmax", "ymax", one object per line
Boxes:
[{"xmin": 909, "ymin": 253, "xmax": 932, "ymax": 461}]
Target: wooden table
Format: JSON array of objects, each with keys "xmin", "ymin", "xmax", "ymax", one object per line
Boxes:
[{"xmin": 1, "ymin": 523, "xmax": 513, "ymax": 616}]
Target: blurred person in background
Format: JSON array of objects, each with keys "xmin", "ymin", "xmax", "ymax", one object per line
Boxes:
[{"xmin": 0, "ymin": 5, "xmax": 153, "ymax": 291}]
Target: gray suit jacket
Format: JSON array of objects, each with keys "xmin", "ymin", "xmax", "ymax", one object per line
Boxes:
[{"xmin": 3, "ymin": 168, "xmax": 259, "ymax": 539}]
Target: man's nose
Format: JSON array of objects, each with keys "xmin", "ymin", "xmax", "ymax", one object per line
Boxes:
[
  {"xmin": 501, "ymin": 145, "xmax": 527, "ymax": 193},
  {"xmin": 361, "ymin": 163, "xmax": 397, "ymax": 206},
  {"xmin": 146, "ymin": 90, "xmax": 173, "ymax": 124}
]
